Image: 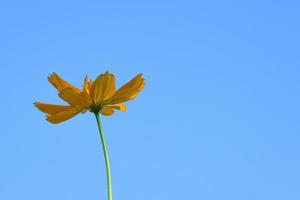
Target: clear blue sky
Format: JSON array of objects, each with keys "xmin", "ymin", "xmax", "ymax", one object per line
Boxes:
[{"xmin": 0, "ymin": 1, "xmax": 299, "ymax": 200}]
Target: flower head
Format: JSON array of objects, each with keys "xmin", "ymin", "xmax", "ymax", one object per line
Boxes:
[{"xmin": 34, "ymin": 71, "xmax": 144, "ymax": 124}]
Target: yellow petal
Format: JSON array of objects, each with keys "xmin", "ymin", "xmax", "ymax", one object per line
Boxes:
[
  {"xmin": 109, "ymin": 74, "xmax": 144, "ymax": 104},
  {"xmin": 106, "ymin": 104, "xmax": 126, "ymax": 112},
  {"xmin": 82, "ymin": 75, "xmax": 93, "ymax": 94},
  {"xmin": 48, "ymin": 73, "xmax": 81, "ymax": 93},
  {"xmin": 34, "ymin": 102, "xmax": 71, "ymax": 115},
  {"xmin": 90, "ymin": 71, "xmax": 115, "ymax": 104},
  {"xmin": 46, "ymin": 106, "xmax": 83, "ymax": 124},
  {"xmin": 59, "ymin": 87, "xmax": 92, "ymax": 107},
  {"xmin": 100, "ymin": 106, "xmax": 114, "ymax": 116},
  {"xmin": 100, "ymin": 104, "xmax": 126, "ymax": 116}
]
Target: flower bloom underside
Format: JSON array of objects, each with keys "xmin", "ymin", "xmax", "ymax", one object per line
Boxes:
[{"xmin": 34, "ymin": 71, "xmax": 144, "ymax": 123}]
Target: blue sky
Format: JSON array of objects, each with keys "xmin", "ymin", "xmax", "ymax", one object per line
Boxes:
[{"xmin": 0, "ymin": 1, "xmax": 300, "ymax": 200}]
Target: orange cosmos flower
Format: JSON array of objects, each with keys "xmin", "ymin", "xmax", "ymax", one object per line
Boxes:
[{"xmin": 34, "ymin": 71, "xmax": 144, "ymax": 124}]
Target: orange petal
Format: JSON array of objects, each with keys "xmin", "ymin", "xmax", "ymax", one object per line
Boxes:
[
  {"xmin": 46, "ymin": 106, "xmax": 83, "ymax": 124},
  {"xmin": 90, "ymin": 71, "xmax": 115, "ymax": 104},
  {"xmin": 100, "ymin": 104, "xmax": 126, "ymax": 116},
  {"xmin": 34, "ymin": 102, "xmax": 71, "ymax": 115},
  {"xmin": 109, "ymin": 74, "xmax": 144, "ymax": 104},
  {"xmin": 58, "ymin": 87, "xmax": 92, "ymax": 107},
  {"xmin": 100, "ymin": 106, "xmax": 114, "ymax": 116},
  {"xmin": 107, "ymin": 104, "xmax": 126, "ymax": 112},
  {"xmin": 82, "ymin": 75, "xmax": 93, "ymax": 94},
  {"xmin": 48, "ymin": 73, "xmax": 81, "ymax": 93}
]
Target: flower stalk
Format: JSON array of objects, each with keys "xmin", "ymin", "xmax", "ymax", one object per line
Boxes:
[{"xmin": 95, "ymin": 112, "xmax": 112, "ymax": 200}]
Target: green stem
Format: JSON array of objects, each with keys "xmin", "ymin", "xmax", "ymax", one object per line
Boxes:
[{"xmin": 95, "ymin": 112, "xmax": 112, "ymax": 200}]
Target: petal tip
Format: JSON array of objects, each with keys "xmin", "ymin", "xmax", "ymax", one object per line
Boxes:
[
  {"xmin": 120, "ymin": 106, "xmax": 126, "ymax": 112},
  {"xmin": 48, "ymin": 72, "xmax": 57, "ymax": 78}
]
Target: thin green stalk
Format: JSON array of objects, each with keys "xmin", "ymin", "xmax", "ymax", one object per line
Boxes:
[{"xmin": 95, "ymin": 112, "xmax": 112, "ymax": 200}]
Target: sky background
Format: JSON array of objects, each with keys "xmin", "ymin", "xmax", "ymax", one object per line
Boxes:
[{"xmin": 0, "ymin": 1, "xmax": 300, "ymax": 200}]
